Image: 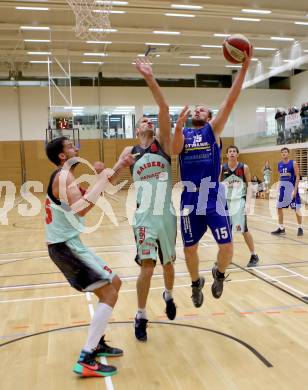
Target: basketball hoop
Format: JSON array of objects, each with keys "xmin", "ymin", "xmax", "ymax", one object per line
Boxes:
[{"xmin": 66, "ymin": 0, "xmax": 112, "ymax": 41}]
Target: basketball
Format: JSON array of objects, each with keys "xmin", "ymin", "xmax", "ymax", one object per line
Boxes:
[{"xmin": 223, "ymin": 34, "xmax": 252, "ymax": 64}]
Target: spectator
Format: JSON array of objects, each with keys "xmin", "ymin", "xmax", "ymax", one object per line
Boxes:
[
  {"xmin": 300, "ymin": 103, "xmax": 308, "ymax": 117},
  {"xmin": 275, "ymin": 109, "xmax": 283, "ymax": 132},
  {"xmin": 262, "ymin": 161, "xmax": 272, "ymax": 193},
  {"xmin": 251, "ymin": 175, "xmax": 263, "ymax": 198}
]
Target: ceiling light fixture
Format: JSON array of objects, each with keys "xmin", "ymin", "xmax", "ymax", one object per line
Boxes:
[
  {"xmin": 20, "ymin": 26, "xmax": 50, "ymax": 30},
  {"xmin": 180, "ymin": 63, "xmax": 200, "ymax": 66},
  {"xmin": 95, "ymin": 1, "xmax": 128, "ymax": 5},
  {"xmin": 214, "ymin": 33, "xmax": 231, "ymax": 37},
  {"xmin": 254, "ymin": 47, "xmax": 277, "ymax": 51},
  {"xmin": 86, "ymin": 40, "xmax": 112, "ymax": 44},
  {"xmin": 189, "ymin": 55, "xmax": 210, "ymax": 59},
  {"xmin": 24, "ymin": 39, "xmax": 51, "ymax": 43},
  {"xmin": 93, "ymin": 9, "xmax": 126, "ymax": 13},
  {"xmin": 145, "ymin": 42, "xmax": 170, "ymax": 46},
  {"xmin": 16, "ymin": 6, "xmax": 49, "ymax": 11},
  {"xmin": 164, "ymin": 13, "xmax": 195, "ymax": 18},
  {"xmin": 241, "ymin": 9, "xmax": 271, "ymax": 14},
  {"xmin": 201, "ymin": 44, "xmax": 222, "ymax": 48},
  {"xmin": 294, "ymin": 21, "xmax": 308, "ymax": 26},
  {"xmin": 271, "ymin": 36, "xmax": 295, "ymax": 41},
  {"xmin": 82, "ymin": 61, "xmax": 104, "ymax": 64},
  {"xmin": 153, "ymin": 30, "xmax": 180, "ymax": 35},
  {"xmin": 232, "ymin": 17, "xmax": 260, "ymax": 22},
  {"xmin": 83, "ymin": 52, "xmax": 108, "ymax": 56},
  {"xmin": 28, "ymin": 51, "xmax": 51, "ymax": 55},
  {"xmin": 30, "ymin": 60, "xmax": 52, "ymax": 64},
  {"xmin": 89, "ymin": 28, "xmax": 117, "ymax": 32},
  {"xmin": 171, "ymin": 4, "xmax": 202, "ymax": 10}
]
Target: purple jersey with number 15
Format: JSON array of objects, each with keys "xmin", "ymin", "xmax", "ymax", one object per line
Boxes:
[{"xmin": 179, "ymin": 122, "xmax": 222, "ymax": 204}]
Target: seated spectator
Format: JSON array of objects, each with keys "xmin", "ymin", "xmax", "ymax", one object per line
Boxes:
[
  {"xmin": 300, "ymin": 103, "xmax": 308, "ymax": 117},
  {"xmin": 275, "ymin": 109, "xmax": 283, "ymax": 131}
]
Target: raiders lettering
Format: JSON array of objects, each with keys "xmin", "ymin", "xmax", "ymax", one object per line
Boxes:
[{"xmin": 137, "ymin": 161, "xmax": 165, "ymax": 176}]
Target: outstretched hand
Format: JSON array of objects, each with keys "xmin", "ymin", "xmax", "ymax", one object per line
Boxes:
[
  {"xmin": 176, "ymin": 105, "xmax": 190, "ymax": 129},
  {"xmin": 135, "ymin": 57, "xmax": 154, "ymax": 79}
]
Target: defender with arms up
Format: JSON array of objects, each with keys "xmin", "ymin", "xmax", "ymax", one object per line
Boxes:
[{"xmin": 122, "ymin": 59, "xmax": 177, "ymax": 342}]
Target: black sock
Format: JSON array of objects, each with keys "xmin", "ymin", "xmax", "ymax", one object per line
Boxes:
[{"xmin": 192, "ymin": 278, "xmax": 200, "ymax": 287}]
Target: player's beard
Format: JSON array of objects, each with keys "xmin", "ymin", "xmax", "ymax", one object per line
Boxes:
[{"xmin": 192, "ymin": 118, "xmax": 206, "ymax": 127}]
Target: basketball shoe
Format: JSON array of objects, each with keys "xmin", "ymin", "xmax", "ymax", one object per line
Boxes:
[
  {"xmin": 73, "ymin": 350, "xmax": 117, "ymax": 377},
  {"xmin": 191, "ymin": 276, "xmax": 205, "ymax": 307},
  {"xmin": 95, "ymin": 336, "xmax": 123, "ymax": 357}
]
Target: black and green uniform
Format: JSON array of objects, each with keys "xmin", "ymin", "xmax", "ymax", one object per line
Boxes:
[{"xmin": 221, "ymin": 162, "xmax": 248, "ymax": 233}]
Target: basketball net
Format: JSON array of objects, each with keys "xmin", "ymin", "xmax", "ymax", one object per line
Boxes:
[{"xmin": 66, "ymin": 0, "xmax": 112, "ymax": 40}]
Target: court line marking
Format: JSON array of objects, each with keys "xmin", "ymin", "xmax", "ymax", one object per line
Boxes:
[
  {"xmin": 0, "ymin": 321, "xmax": 273, "ymax": 368},
  {"xmin": 1, "ymin": 259, "xmax": 308, "ymax": 279},
  {"xmin": 0, "ymin": 265, "xmax": 300, "ymax": 291},
  {"xmin": 232, "ymin": 262, "xmax": 308, "ymax": 304},
  {"xmin": 253, "ymin": 268, "xmax": 307, "ymax": 297},
  {"xmin": 278, "ymin": 265, "xmax": 308, "ymax": 282},
  {"xmin": 0, "ymin": 274, "xmax": 302, "ymax": 303},
  {"xmin": 253, "ymin": 204, "xmax": 308, "ymax": 229}
]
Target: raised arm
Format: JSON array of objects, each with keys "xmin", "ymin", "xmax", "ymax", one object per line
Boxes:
[
  {"xmin": 172, "ymin": 105, "xmax": 190, "ymax": 155},
  {"xmin": 210, "ymin": 52, "xmax": 252, "ymax": 141},
  {"xmin": 135, "ymin": 58, "xmax": 170, "ymax": 152}
]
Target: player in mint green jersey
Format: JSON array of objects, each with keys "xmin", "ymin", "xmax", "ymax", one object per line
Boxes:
[
  {"xmin": 221, "ymin": 145, "xmax": 259, "ymax": 267},
  {"xmin": 121, "ymin": 58, "xmax": 177, "ymax": 342},
  {"xmin": 45, "ymin": 136, "xmax": 134, "ymax": 377}
]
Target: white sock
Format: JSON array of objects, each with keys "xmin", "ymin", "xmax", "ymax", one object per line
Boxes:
[
  {"xmin": 250, "ymin": 251, "xmax": 256, "ymax": 256},
  {"xmin": 83, "ymin": 302, "xmax": 113, "ymax": 353},
  {"xmin": 136, "ymin": 308, "xmax": 147, "ymax": 320},
  {"xmin": 279, "ymin": 225, "xmax": 284, "ymax": 230},
  {"xmin": 298, "ymin": 225, "xmax": 303, "ymax": 229},
  {"xmin": 163, "ymin": 289, "xmax": 173, "ymax": 301}
]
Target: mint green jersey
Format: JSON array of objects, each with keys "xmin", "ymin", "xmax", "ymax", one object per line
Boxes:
[
  {"xmin": 130, "ymin": 139, "xmax": 177, "ymax": 265},
  {"xmin": 44, "ymin": 169, "xmax": 84, "ymax": 243},
  {"xmin": 130, "ymin": 139, "xmax": 175, "ymax": 215}
]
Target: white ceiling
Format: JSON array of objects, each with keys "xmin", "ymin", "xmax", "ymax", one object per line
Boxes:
[{"xmin": 0, "ymin": 0, "xmax": 308, "ymax": 78}]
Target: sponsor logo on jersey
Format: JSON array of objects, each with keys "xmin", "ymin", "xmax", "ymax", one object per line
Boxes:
[{"xmin": 138, "ymin": 227, "xmax": 146, "ymax": 244}]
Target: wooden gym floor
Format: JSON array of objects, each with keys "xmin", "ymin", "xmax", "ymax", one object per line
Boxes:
[{"xmin": 0, "ymin": 190, "xmax": 308, "ymax": 390}]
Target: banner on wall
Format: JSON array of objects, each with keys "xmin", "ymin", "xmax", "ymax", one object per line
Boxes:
[{"xmin": 285, "ymin": 113, "xmax": 301, "ymax": 130}]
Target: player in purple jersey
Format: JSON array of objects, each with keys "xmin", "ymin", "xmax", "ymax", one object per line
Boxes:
[
  {"xmin": 271, "ymin": 147, "xmax": 303, "ymax": 236},
  {"xmin": 172, "ymin": 52, "xmax": 252, "ymax": 307}
]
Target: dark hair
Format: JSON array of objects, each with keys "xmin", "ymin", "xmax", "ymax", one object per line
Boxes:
[
  {"xmin": 207, "ymin": 110, "xmax": 213, "ymax": 120},
  {"xmin": 280, "ymin": 147, "xmax": 290, "ymax": 153},
  {"xmin": 226, "ymin": 145, "xmax": 239, "ymax": 153},
  {"xmin": 46, "ymin": 136, "xmax": 69, "ymax": 165}
]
